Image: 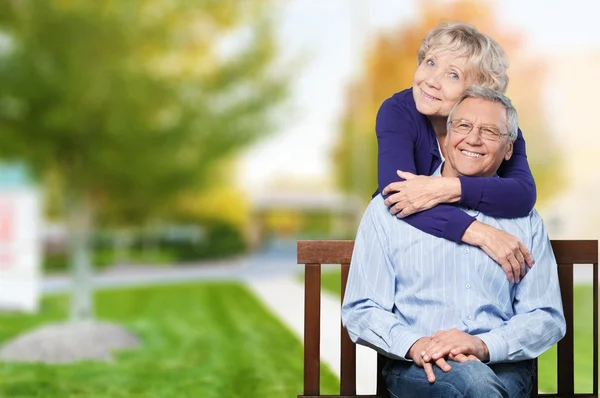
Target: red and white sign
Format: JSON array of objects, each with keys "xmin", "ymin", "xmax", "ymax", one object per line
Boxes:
[{"xmin": 0, "ymin": 189, "xmax": 41, "ymax": 312}]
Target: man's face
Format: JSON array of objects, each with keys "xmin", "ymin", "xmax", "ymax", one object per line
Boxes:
[
  {"xmin": 445, "ymin": 97, "xmax": 513, "ymax": 178},
  {"xmin": 412, "ymin": 51, "xmax": 472, "ymax": 118}
]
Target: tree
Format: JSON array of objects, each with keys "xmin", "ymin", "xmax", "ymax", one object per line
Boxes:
[
  {"xmin": 333, "ymin": 0, "xmax": 562, "ymax": 206},
  {"xmin": 0, "ymin": 0, "xmax": 286, "ymax": 324}
]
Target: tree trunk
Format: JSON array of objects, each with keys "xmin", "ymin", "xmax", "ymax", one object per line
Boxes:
[{"xmin": 68, "ymin": 198, "xmax": 94, "ymax": 321}]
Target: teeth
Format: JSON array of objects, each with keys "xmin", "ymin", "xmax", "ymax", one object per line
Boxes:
[
  {"xmin": 461, "ymin": 150, "xmax": 483, "ymax": 158},
  {"xmin": 422, "ymin": 90, "xmax": 439, "ymax": 101}
]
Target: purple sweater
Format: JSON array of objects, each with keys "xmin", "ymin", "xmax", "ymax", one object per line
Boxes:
[{"xmin": 376, "ymin": 88, "xmax": 536, "ymax": 243}]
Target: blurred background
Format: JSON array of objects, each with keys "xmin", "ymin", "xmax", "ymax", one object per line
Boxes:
[{"xmin": 0, "ymin": 0, "xmax": 598, "ymax": 396}]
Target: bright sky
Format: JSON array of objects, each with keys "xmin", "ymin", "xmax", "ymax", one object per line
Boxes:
[{"xmin": 238, "ymin": 0, "xmax": 600, "ymax": 192}]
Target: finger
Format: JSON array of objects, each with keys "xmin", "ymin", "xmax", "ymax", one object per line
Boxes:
[
  {"xmin": 450, "ymin": 346, "xmax": 470, "ymax": 357},
  {"xmin": 423, "ymin": 362, "xmax": 436, "ymax": 383},
  {"xmin": 434, "ymin": 357, "xmax": 451, "ymax": 372},
  {"xmin": 467, "ymin": 354, "xmax": 481, "ymax": 362},
  {"xmin": 499, "ymin": 259, "xmax": 515, "ymax": 283},
  {"xmin": 384, "ymin": 192, "xmax": 403, "ymax": 207},
  {"xmin": 396, "ymin": 170, "xmax": 416, "ymax": 180},
  {"xmin": 449, "ymin": 353, "xmax": 469, "ymax": 362},
  {"xmin": 519, "ymin": 242, "xmax": 534, "ymax": 269},
  {"xmin": 398, "ymin": 207, "xmax": 415, "ymax": 218},
  {"xmin": 513, "ymin": 245, "xmax": 526, "ymax": 274},
  {"xmin": 382, "ymin": 182, "xmax": 403, "ymax": 196},
  {"xmin": 422, "ymin": 340, "xmax": 451, "ymax": 361},
  {"xmin": 507, "ymin": 254, "xmax": 521, "ymax": 283},
  {"xmin": 428, "ymin": 344, "xmax": 455, "ymax": 361},
  {"xmin": 513, "ymin": 249, "xmax": 526, "ymax": 279}
]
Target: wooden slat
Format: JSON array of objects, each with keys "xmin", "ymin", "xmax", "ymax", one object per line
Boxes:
[
  {"xmin": 532, "ymin": 358, "xmax": 539, "ymax": 398},
  {"xmin": 340, "ymin": 263, "xmax": 356, "ymax": 395},
  {"xmin": 536, "ymin": 395, "xmax": 598, "ymax": 398},
  {"xmin": 557, "ymin": 263, "xmax": 574, "ymax": 396},
  {"xmin": 298, "ymin": 240, "xmax": 354, "ymax": 264},
  {"xmin": 551, "ymin": 240, "xmax": 598, "ymax": 264},
  {"xmin": 304, "ymin": 264, "xmax": 321, "ymax": 396},
  {"xmin": 594, "ymin": 262, "xmax": 599, "ymax": 398},
  {"xmin": 377, "ymin": 354, "xmax": 389, "ymax": 398},
  {"xmin": 299, "ymin": 395, "xmax": 381, "ymax": 398}
]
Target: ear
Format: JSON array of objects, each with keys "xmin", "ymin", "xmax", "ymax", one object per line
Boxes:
[{"xmin": 504, "ymin": 141, "xmax": 514, "ymax": 161}]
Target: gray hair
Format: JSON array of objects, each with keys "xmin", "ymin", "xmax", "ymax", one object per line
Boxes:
[
  {"xmin": 417, "ymin": 22, "xmax": 509, "ymax": 93},
  {"xmin": 447, "ymin": 86, "xmax": 518, "ymax": 141}
]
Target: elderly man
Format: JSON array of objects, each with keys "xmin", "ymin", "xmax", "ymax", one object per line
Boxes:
[{"xmin": 341, "ymin": 86, "xmax": 565, "ymax": 398}]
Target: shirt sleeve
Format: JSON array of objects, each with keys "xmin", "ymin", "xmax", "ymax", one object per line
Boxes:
[
  {"xmin": 376, "ymin": 97, "xmax": 477, "ymax": 243},
  {"xmin": 341, "ymin": 198, "xmax": 422, "ymax": 361},
  {"xmin": 476, "ymin": 211, "xmax": 566, "ymax": 363},
  {"xmin": 458, "ymin": 128, "xmax": 537, "ymax": 218}
]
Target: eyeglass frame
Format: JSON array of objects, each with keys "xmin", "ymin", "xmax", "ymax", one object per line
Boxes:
[{"xmin": 448, "ymin": 119, "xmax": 509, "ymax": 142}]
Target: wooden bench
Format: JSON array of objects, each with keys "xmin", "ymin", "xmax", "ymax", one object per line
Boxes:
[{"xmin": 297, "ymin": 239, "xmax": 599, "ymax": 398}]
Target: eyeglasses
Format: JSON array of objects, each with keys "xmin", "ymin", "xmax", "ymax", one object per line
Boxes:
[{"xmin": 449, "ymin": 119, "xmax": 508, "ymax": 142}]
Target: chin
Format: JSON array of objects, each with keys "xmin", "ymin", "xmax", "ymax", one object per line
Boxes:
[{"xmin": 455, "ymin": 166, "xmax": 485, "ymax": 177}]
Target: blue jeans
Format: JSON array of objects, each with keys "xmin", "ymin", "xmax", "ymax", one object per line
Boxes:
[{"xmin": 384, "ymin": 359, "xmax": 535, "ymax": 398}]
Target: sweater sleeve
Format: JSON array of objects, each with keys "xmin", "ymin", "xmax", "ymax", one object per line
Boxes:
[
  {"xmin": 458, "ymin": 128, "xmax": 537, "ymax": 218},
  {"xmin": 376, "ymin": 96, "xmax": 476, "ymax": 243}
]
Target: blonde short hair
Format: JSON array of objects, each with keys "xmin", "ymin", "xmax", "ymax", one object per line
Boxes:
[{"xmin": 417, "ymin": 22, "xmax": 509, "ymax": 93}]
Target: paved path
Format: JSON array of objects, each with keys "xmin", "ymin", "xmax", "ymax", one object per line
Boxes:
[{"xmin": 247, "ymin": 275, "xmax": 379, "ymax": 395}]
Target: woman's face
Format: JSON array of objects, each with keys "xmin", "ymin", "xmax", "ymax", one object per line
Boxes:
[{"xmin": 412, "ymin": 51, "xmax": 473, "ymax": 119}]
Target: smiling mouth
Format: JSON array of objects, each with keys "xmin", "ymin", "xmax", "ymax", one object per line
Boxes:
[
  {"xmin": 421, "ymin": 89, "xmax": 441, "ymax": 101},
  {"xmin": 461, "ymin": 150, "xmax": 484, "ymax": 158}
]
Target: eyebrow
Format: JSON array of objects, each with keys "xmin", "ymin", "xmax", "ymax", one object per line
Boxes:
[
  {"xmin": 448, "ymin": 64, "xmax": 465, "ymax": 74},
  {"xmin": 455, "ymin": 119, "xmax": 501, "ymax": 131}
]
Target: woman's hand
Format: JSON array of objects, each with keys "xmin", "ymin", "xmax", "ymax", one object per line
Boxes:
[
  {"xmin": 382, "ymin": 170, "xmax": 461, "ymax": 218},
  {"xmin": 462, "ymin": 221, "xmax": 534, "ymax": 283}
]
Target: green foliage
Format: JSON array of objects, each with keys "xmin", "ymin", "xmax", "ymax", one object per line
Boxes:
[
  {"xmin": 0, "ymin": 0, "xmax": 287, "ymax": 224},
  {"xmin": 43, "ymin": 221, "xmax": 247, "ymax": 272},
  {"xmin": 0, "ymin": 282, "xmax": 340, "ymax": 396}
]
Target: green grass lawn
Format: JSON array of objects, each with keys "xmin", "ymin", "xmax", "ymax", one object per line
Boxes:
[
  {"xmin": 0, "ymin": 282, "xmax": 339, "ymax": 397},
  {"xmin": 318, "ymin": 268, "xmax": 597, "ymax": 394}
]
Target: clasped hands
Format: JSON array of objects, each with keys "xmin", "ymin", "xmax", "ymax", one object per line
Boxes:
[
  {"xmin": 382, "ymin": 170, "xmax": 456, "ymax": 218},
  {"xmin": 407, "ymin": 329, "xmax": 489, "ymax": 383}
]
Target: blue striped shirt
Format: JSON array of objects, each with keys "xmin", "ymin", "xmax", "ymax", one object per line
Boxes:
[{"xmin": 341, "ymin": 193, "xmax": 566, "ymax": 364}]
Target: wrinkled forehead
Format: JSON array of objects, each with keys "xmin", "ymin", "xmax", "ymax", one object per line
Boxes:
[{"xmin": 452, "ymin": 98, "xmax": 509, "ymax": 130}]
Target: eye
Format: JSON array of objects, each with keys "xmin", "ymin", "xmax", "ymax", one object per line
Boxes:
[
  {"xmin": 449, "ymin": 72, "xmax": 459, "ymax": 80},
  {"xmin": 426, "ymin": 59, "xmax": 435, "ymax": 67},
  {"xmin": 481, "ymin": 128, "xmax": 500, "ymax": 139}
]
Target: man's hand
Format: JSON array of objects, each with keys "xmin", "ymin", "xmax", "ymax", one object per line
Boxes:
[
  {"xmin": 408, "ymin": 337, "xmax": 452, "ymax": 383},
  {"xmin": 421, "ymin": 329, "xmax": 490, "ymax": 363},
  {"xmin": 382, "ymin": 170, "xmax": 461, "ymax": 218},
  {"xmin": 462, "ymin": 221, "xmax": 534, "ymax": 283}
]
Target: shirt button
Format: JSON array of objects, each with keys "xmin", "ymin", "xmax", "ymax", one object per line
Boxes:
[
  {"xmin": 464, "ymin": 249, "xmax": 469, "ymax": 254},
  {"xmin": 465, "ymin": 283, "xmax": 471, "ymax": 289},
  {"xmin": 467, "ymin": 315, "xmax": 472, "ymax": 320}
]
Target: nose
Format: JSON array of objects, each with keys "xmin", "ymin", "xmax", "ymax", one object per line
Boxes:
[
  {"xmin": 465, "ymin": 127, "xmax": 483, "ymax": 145},
  {"xmin": 425, "ymin": 71, "xmax": 442, "ymax": 89}
]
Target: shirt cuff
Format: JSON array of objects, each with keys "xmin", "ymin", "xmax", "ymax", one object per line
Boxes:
[
  {"xmin": 458, "ymin": 176, "xmax": 484, "ymax": 209},
  {"xmin": 441, "ymin": 213, "xmax": 476, "ymax": 243},
  {"xmin": 391, "ymin": 330, "xmax": 424, "ymax": 361},
  {"xmin": 476, "ymin": 332, "xmax": 508, "ymax": 364}
]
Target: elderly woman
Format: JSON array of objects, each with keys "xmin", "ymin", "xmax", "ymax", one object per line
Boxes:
[{"xmin": 376, "ymin": 22, "xmax": 535, "ymax": 283}]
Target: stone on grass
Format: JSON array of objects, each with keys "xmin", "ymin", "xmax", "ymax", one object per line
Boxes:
[{"xmin": 0, "ymin": 320, "xmax": 140, "ymax": 364}]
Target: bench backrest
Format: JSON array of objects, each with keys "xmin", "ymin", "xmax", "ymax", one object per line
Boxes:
[{"xmin": 297, "ymin": 239, "xmax": 599, "ymax": 398}]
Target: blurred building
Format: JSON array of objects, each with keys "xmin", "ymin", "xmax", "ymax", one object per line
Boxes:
[{"xmin": 249, "ymin": 192, "xmax": 362, "ymax": 250}]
